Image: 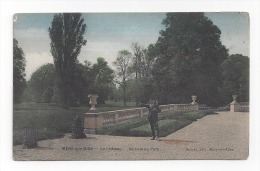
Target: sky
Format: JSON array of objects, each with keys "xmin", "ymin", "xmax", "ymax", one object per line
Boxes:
[{"xmin": 13, "ymin": 12, "xmax": 250, "ymax": 80}]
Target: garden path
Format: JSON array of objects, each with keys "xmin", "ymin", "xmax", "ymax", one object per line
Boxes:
[{"xmin": 13, "ymin": 111, "xmax": 248, "ymax": 160}]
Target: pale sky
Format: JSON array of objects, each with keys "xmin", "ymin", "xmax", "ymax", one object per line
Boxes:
[{"xmin": 13, "ymin": 13, "xmax": 249, "ymax": 80}]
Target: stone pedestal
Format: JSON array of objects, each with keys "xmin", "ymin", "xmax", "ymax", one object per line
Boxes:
[
  {"xmin": 230, "ymin": 101, "xmax": 240, "ymax": 112},
  {"xmin": 84, "ymin": 113, "xmax": 103, "ymax": 134},
  {"xmin": 192, "ymin": 104, "xmax": 199, "ymax": 111},
  {"xmin": 230, "ymin": 95, "xmax": 240, "ymax": 112},
  {"xmin": 191, "ymin": 95, "xmax": 199, "ymax": 111}
]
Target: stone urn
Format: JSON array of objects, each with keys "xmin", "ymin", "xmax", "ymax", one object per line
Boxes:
[
  {"xmin": 23, "ymin": 122, "xmax": 37, "ymax": 148},
  {"xmin": 230, "ymin": 95, "xmax": 238, "ymax": 104},
  {"xmin": 88, "ymin": 94, "xmax": 98, "ymax": 110},
  {"xmin": 191, "ymin": 95, "xmax": 197, "ymax": 104}
]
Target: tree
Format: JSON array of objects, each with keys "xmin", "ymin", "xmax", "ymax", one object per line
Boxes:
[
  {"xmin": 48, "ymin": 13, "xmax": 87, "ymax": 108},
  {"xmin": 143, "ymin": 44, "xmax": 157, "ymax": 77},
  {"xmin": 90, "ymin": 57, "xmax": 114, "ymax": 104},
  {"xmin": 113, "ymin": 50, "xmax": 133, "ymax": 106},
  {"xmin": 69, "ymin": 62, "xmax": 91, "ymax": 106},
  {"xmin": 221, "ymin": 54, "xmax": 249, "ymax": 104},
  {"xmin": 29, "ymin": 63, "xmax": 55, "ymax": 103},
  {"xmin": 131, "ymin": 42, "xmax": 144, "ymax": 77},
  {"xmin": 13, "ymin": 38, "xmax": 26, "ymax": 103},
  {"xmin": 153, "ymin": 13, "xmax": 228, "ymax": 106},
  {"xmin": 130, "ymin": 43, "xmax": 158, "ymax": 105},
  {"xmin": 131, "ymin": 42, "xmax": 144, "ymax": 105}
]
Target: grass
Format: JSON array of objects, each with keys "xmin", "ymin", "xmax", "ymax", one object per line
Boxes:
[
  {"xmin": 13, "ymin": 109, "xmax": 85, "ymax": 145},
  {"xmin": 13, "ymin": 101, "xmax": 137, "ymax": 145},
  {"xmin": 96, "ymin": 117, "xmax": 148, "ymax": 135}
]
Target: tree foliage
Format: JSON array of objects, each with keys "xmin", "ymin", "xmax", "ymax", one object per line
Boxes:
[
  {"xmin": 29, "ymin": 63, "xmax": 55, "ymax": 103},
  {"xmin": 113, "ymin": 50, "xmax": 133, "ymax": 106},
  {"xmin": 13, "ymin": 38, "xmax": 26, "ymax": 103},
  {"xmin": 153, "ymin": 13, "xmax": 228, "ymax": 106},
  {"xmin": 89, "ymin": 57, "xmax": 114, "ymax": 104},
  {"xmin": 48, "ymin": 13, "xmax": 87, "ymax": 108},
  {"xmin": 69, "ymin": 62, "xmax": 91, "ymax": 106},
  {"xmin": 221, "ymin": 54, "xmax": 249, "ymax": 103}
]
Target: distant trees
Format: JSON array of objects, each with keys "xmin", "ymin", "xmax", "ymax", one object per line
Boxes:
[
  {"xmin": 113, "ymin": 50, "xmax": 133, "ymax": 106},
  {"xmin": 131, "ymin": 42, "xmax": 144, "ymax": 105},
  {"xmin": 49, "ymin": 13, "xmax": 87, "ymax": 108},
  {"xmin": 13, "ymin": 39, "xmax": 26, "ymax": 103},
  {"xmin": 152, "ymin": 13, "xmax": 228, "ymax": 106},
  {"xmin": 24, "ymin": 58, "xmax": 114, "ymax": 106},
  {"xmin": 29, "ymin": 63, "xmax": 55, "ymax": 103}
]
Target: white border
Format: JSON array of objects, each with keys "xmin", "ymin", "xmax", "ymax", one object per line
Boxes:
[{"xmin": 1, "ymin": 1, "xmax": 260, "ymax": 171}]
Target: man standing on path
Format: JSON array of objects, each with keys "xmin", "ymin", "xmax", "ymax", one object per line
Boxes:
[{"xmin": 141, "ymin": 99, "xmax": 161, "ymax": 141}]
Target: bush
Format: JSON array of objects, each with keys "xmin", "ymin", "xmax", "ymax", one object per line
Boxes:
[{"xmin": 70, "ymin": 115, "xmax": 86, "ymax": 139}]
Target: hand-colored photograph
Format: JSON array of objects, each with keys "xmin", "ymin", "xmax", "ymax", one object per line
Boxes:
[{"xmin": 13, "ymin": 12, "xmax": 249, "ymax": 160}]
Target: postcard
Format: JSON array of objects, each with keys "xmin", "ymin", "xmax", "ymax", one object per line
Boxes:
[{"xmin": 13, "ymin": 12, "xmax": 249, "ymax": 160}]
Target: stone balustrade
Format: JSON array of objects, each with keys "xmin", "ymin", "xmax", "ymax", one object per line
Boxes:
[
  {"xmin": 239, "ymin": 102, "xmax": 249, "ymax": 112},
  {"xmin": 84, "ymin": 103, "xmax": 199, "ymax": 130},
  {"xmin": 230, "ymin": 102, "xmax": 249, "ymax": 112}
]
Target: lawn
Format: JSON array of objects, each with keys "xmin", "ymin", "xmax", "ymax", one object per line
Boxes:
[{"xmin": 13, "ymin": 101, "xmax": 136, "ymax": 145}]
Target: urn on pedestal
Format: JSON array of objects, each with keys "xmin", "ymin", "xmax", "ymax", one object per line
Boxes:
[
  {"xmin": 231, "ymin": 95, "xmax": 238, "ymax": 104},
  {"xmin": 191, "ymin": 95, "xmax": 197, "ymax": 105},
  {"xmin": 88, "ymin": 94, "xmax": 98, "ymax": 110},
  {"xmin": 230, "ymin": 95, "xmax": 240, "ymax": 112}
]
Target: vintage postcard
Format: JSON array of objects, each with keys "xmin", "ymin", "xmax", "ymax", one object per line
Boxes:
[{"xmin": 13, "ymin": 12, "xmax": 249, "ymax": 160}]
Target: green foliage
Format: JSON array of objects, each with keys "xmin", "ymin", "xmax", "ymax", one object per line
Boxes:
[
  {"xmin": 128, "ymin": 43, "xmax": 157, "ymax": 105},
  {"xmin": 28, "ymin": 63, "xmax": 55, "ymax": 103},
  {"xmin": 49, "ymin": 13, "xmax": 87, "ymax": 108},
  {"xmin": 70, "ymin": 115, "xmax": 86, "ymax": 139},
  {"xmin": 221, "ymin": 54, "xmax": 249, "ymax": 103},
  {"xmin": 152, "ymin": 13, "xmax": 228, "ymax": 106},
  {"xmin": 42, "ymin": 87, "xmax": 54, "ymax": 103},
  {"xmin": 22, "ymin": 57, "xmax": 114, "ymax": 106},
  {"xmin": 96, "ymin": 117, "xmax": 148, "ymax": 135},
  {"xmin": 69, "ymin": 63, "xmax": 91, "ymax": 106},
  {"xmin": 113, "ymin": 50, "xmax": 133, "ymax": 106},
  {"xmin": 13, "ymin": 102, "xmax": 136, "ymax": 145},
  {"xmin": 90, "ymin": 57, "xmax": 114, "ymax": 104},
  {"xmin": 13, "ymin": 108, "xmax": 83, "ymax": 145},
  {"xmin": 13, "ymin": 39, "xmax": 26, "ymax": 103}
]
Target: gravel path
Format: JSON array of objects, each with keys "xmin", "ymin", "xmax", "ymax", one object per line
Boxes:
[{"xmin": 13, "ymin": 112, "xmax": 249, "ymax": 160}]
